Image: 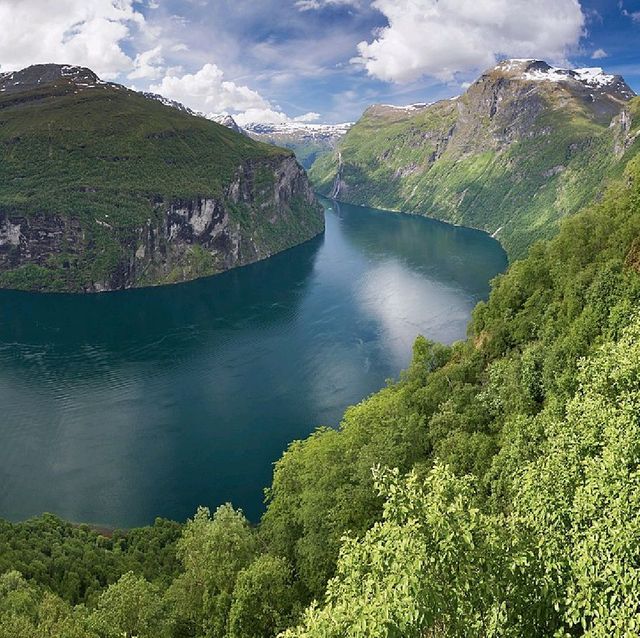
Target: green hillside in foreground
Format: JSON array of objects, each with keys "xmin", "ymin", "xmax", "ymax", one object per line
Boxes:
[
  {"xmin": 310, "ymin": 59, "xmax": 640, "ymax": 259},
  {"xmin": 1, "ymin": 105, "xmax": 640, "ymax": 636},
  {"xmin": 0, "ymin": 65, "xmax": 323, "ymax": 292}
]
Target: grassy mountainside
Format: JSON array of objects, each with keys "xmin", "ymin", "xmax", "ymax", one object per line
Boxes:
[
  {"xmin": 1, "ymin": 112, "xmax": 640, "ymax": 637},
  {"xmin": 311, "ymin": 60, "xmax": 640, "ymax": 258},
  {"xmin": 0, "ymin": 65, "xmax": 323, "ymax": 292}
]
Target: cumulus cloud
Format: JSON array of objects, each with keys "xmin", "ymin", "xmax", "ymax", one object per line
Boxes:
[
  {"xmin": 235, "ymin": 109, "xmax": 323, "ymax": 126},
  {"xmin": 150, "ymin": 63, "xmax": 271, "ymax": 113},
  {"xmin": 352, "ymin": 0, "xmax": 586, "ymax": 83},
  {"xmin": 591, "ymin": 48, "xmax": 608, "ymax": 59},
  {"xmin": 294, "ymin": 112, "xmax": 322, "ymax": 122},
  {"xmin": 232, "ymin": 108, "xmax": 294, "ymax": 126},
  {"xmin": 151, "ymin": 64, "xmax": 320, "ymax": 125},
  {"xmin": 128, "ymin": 46, "xmax": 165, "ymax": 80},
  {"xmin": 0, "ymin": 0, "xmax": 145, "ymax": 79}
]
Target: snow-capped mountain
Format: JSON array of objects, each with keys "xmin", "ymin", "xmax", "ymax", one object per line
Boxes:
[
  {"xmin": 0, "ymin": 64, "xmax": 112, "ymax": 94},
  {"xmin": 241, "ymin": 122, "xmax": 353, "ymax": 169},
  {"xmin": 209, "ymin": 113, "xmax": 245, "ymax": 135},
  {"xmin": 243, "ymin": 121, "xmax": 352, "ymax": 141},
  {"xmin": 494, "ymin": 59, "xmax": 635, "ymax": 100},
  {"xmin": 377, "ymin": 102, "xmax": 434, "ymax": 112},
  {"xmin": 140, "ymin": 91, "xmax": 199, "ymax": 116}
]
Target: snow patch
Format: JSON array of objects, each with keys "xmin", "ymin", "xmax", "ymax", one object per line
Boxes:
[{"xmin": 496, "ymin": 59, "xmax": 618, "ymax": 89}]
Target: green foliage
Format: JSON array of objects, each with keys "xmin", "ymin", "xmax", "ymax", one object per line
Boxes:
[
  {"xmin": 0, "ymin": 571, "xmax": 95, "ymax": 638},
  {"xmin": 228, "ymin": 555, "xmax": 297, "ymax": 638},
  {"xmin": 90, "ymin": 572, "xmax": 168, "ymax": 638},
  {"xmin": 283, "ymin": 465, "xmax": 536, "ymax": 638},
  {"xmin": 261, "ymin": 337, "xmax": 450, "ymax": 598},
  {"xmin": 0, "ymin": 515, "xmax": 181, "ymax": 605},
  {"xmin": 285, "ymin": 316, "xmax": 640, "ymax": 636},
  {"xmin": 168, "ymin": 505, "xmax": 258, "ymax": 637}
]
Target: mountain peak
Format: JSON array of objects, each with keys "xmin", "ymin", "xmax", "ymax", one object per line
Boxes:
[
  {"xmin": 0, "ymin": 63, "xmax": 104, "ymax": 95},
  {"xmin": 210, "ymin": 113, "xmax": 245, "ymax": 135},
  {"xmin": 489, "ymin": 58, "xmax": 635, "ymax": 99}
]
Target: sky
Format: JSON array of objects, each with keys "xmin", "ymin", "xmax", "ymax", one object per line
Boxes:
[{"xmin": 0, "ymin": 0, "xmax": 638, "ymax": 124}]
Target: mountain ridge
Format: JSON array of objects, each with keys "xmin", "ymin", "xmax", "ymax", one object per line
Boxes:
[
  {"xmin": 310, "ymin": 58, "xmax": 639, "ymax": 258},
  {"xmin": 0, "ymin": 64, "xmax": 324, "ymax": 292}
]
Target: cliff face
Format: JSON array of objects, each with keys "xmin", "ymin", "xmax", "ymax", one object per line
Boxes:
[
  {"xmin": 0, "ymin": 65, "xmax": 323, "ymax": 292},
  {"xmin": 0, "ymin": 156, "xmax": 320, "ymax": 292},
  {"xmin": 311, "ymin": 60, "xmax": 640, "ymax": 258}
]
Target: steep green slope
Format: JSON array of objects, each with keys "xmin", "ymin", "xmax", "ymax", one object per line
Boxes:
[
  {"xmin": 1, "ymin": 127, "xmax": 639, "ymax": 637},
  {"xmin": 276, "ymin": 144, "xmax": 640, "ymax": 638},
  {"xmin": 0, "ymin": 65, "xmax": 323, "ymax": 292},
  {"xmin": 311, "ymin": 60, "xmax": 639, "ymax": 258}
]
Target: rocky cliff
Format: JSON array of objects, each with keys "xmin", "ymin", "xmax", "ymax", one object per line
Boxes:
[
  {"xmin": 0, "ymin": 64, "xmax": 323, "ymax": 292},
  {"xmin": 311, "ymin": 59, "xmax": 640, "ymax": 258}
]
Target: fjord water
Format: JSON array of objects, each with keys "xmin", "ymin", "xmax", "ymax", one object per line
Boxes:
[{"xmin": 0, "ymin": 200, "xmax": 506, "ymax": 527}]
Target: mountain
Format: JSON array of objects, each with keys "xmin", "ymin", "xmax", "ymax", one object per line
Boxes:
[
  {"xmin": 310, "ymin": 59, "xmax": 640, "ymax": 257},
  {"xmin": 0, "ymin": 64, "xmax": 323, "ymax": 292},
  {"xmin": 3, "ymin": 115, "xmax": 640, "ymax": 638},
  {"xmin": 140, "ymin": 90, "xmax": 200, "ymax": 117},
  {"xmin": 138, "ymin": 98, "xmax": 351, "ymax": 170},
  {"xmin": 210, "ymin": 113, "xmax": 246, "ymax": 135},
  {"xmin": 244, "ymin": 121, "xmax": 352, "ymax": 169}
]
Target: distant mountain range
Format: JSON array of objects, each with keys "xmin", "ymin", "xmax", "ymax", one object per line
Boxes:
[
  {"xmin": 0, "ymin": 64, "xmax": 323, "ymax": 292},
  {"xmin": 138, "ymin": 97, "xmax": 353, "ymax": 170},
  {"xmin": 310, "ymin": 59, "xmax": 640, "ymax": 257},
  {"xmin": 242, "ymin": 121, "xmax": 353, "ymax": 169}
]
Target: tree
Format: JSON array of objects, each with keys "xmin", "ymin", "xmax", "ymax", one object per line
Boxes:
[
  {"xmin": 168, "ymin": 504, "xmax": 258, "ymax": 638},
  {"xmin": 90, "ymin": 572, "xmax": 167, "ymax": 638},
  {"xmin": 228, "ymin": 555, "xmax": 297, "ymax": 638}
]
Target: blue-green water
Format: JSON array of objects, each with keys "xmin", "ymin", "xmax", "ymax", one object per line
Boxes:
[{"xmin": 0, "ymin": 200, "xmax": 506, "ymax": 527}]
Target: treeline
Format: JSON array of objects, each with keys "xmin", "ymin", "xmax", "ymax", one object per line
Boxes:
[{"xmin": 1, "ymin": 154, "xmax": 640, "ymax": 636}]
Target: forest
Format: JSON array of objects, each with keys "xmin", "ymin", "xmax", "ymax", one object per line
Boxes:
[{"xmin": 1, "ymin": 154, "xmax": 640, "ymax": 636}]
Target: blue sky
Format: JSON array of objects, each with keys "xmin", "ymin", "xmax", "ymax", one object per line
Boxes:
[{"xmin": 0, "ymin": 0, "xmax": 638, "ymax": 124}]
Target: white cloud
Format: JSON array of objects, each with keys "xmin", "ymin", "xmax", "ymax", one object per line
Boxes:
[
  {"xmin": 295, "ymin": 0, "xmax": 360, "ymax": 11},
  {"xmin": 591, "ymin": 48, "xmax": 608, "ymax": 60},
  {"xmin": 352, "ymin": 0, "xmax": 586, "ymax": 83},
  {"xmin": 294, "ymin": 112, "xmax": 321, "ymax": 122},
  {"xmin": 0, "ymin": 0, "xmax": 145, "ymax": 79},
  {"xmin": 150, "ymin": 63, "xmax": 271, "ymax": 113},
  {"xmin": 151, "ymin": 64, "xmax": 320, "ymax": 125},
  {"xmin": 223, "ymin": 107, "xmax": 322, "ymax": 126},
  {"xmin": 128, "ymin": 46, "xmax": 165, "ymax": 80},
  {"xmin": 233, "ymin": 108, "xmax": 294, "ymax": 126}
]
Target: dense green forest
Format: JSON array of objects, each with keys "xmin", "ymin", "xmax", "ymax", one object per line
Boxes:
[{"xmin": 2, "ymin": 154, "xmax": 640, "ymax": 635}]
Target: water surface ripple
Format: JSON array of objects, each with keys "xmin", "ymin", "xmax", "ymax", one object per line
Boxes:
[{"xmin": 0, "ymin": 200, "xmax": 506, "ymax": 526}]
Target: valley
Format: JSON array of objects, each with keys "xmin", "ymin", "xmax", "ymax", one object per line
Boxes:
[
  {"xmin": 1, "ymin": 8, "xmax": 640, "ymax": 631},
  {"xmin": 310, "ymin": 59, "xmax": 640, "ymax": 258}
]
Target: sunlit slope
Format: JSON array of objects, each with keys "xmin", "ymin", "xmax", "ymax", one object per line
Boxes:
[{"xmin": 311, "ymin": 60, "xmax": 639, "ymax": 258}]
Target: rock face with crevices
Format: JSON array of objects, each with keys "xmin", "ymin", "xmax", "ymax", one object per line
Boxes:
[
  {"xmin": 311, "ymin": 59, "xmax": 640, "ymax": 258},
  {"xmin": 0, "ymin": 64, "xmax": 323, "ymax": 292}
]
